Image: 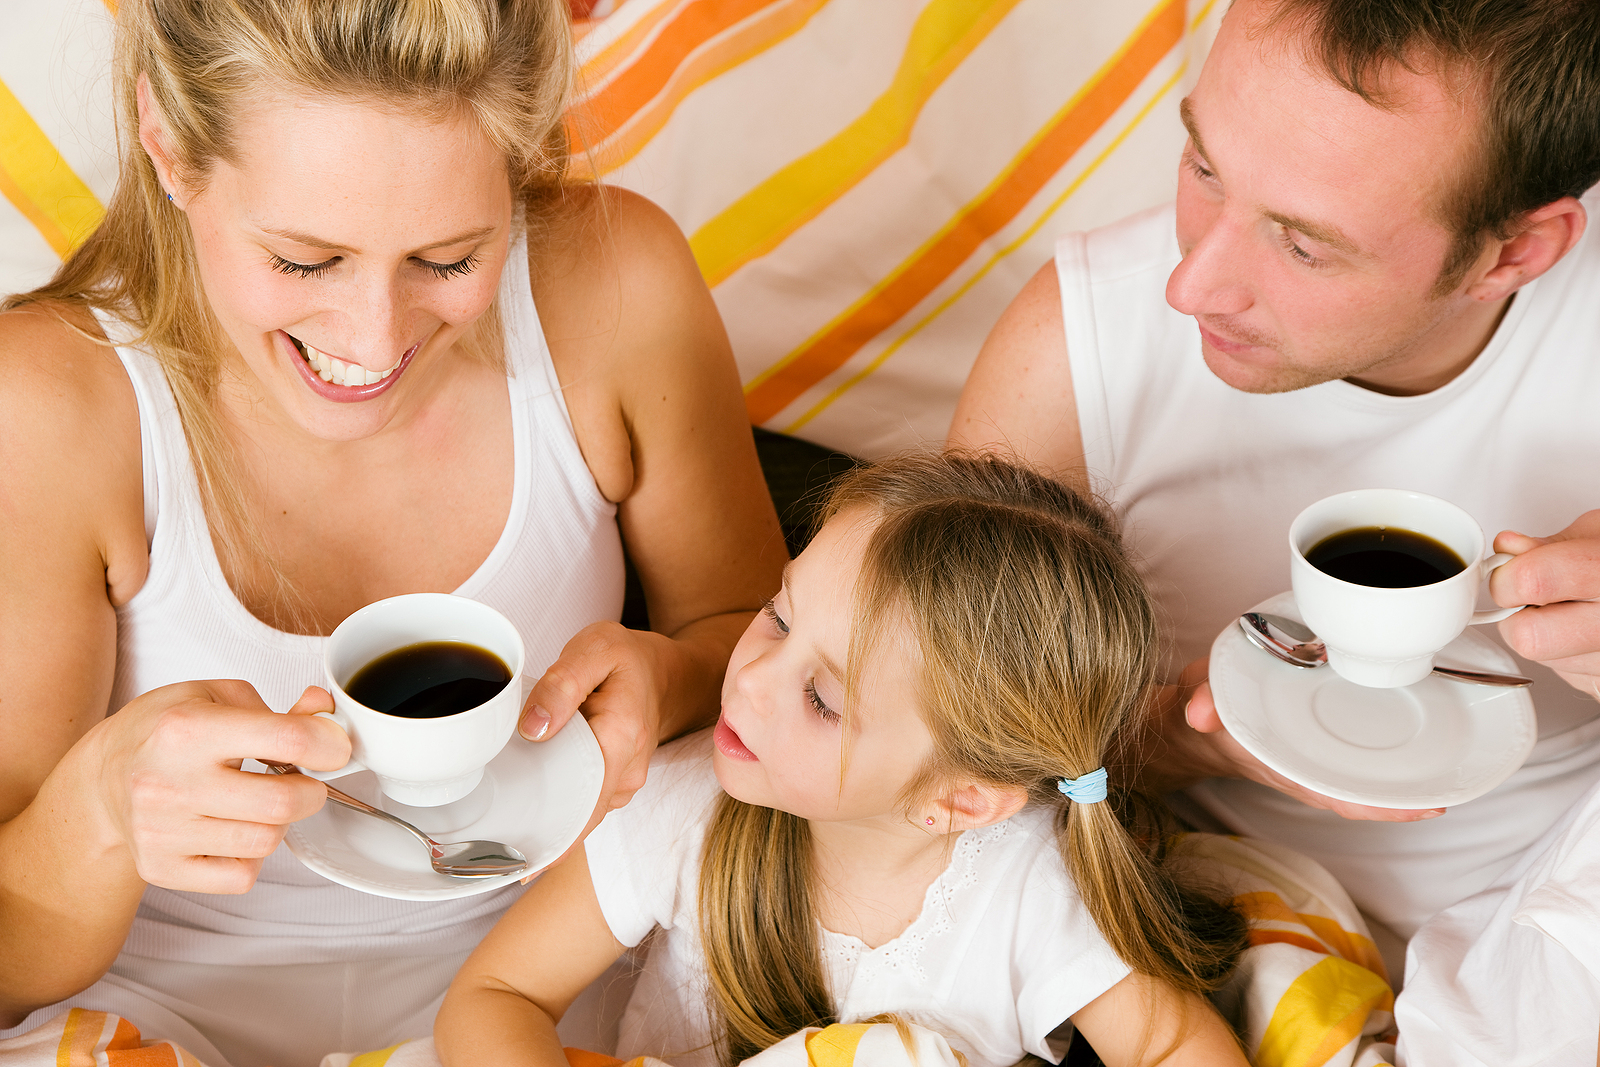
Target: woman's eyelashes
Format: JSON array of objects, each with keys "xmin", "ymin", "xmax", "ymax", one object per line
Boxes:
[{"xmin": 267, "ymin": 252, "xmax": 481, "ymax": 279}]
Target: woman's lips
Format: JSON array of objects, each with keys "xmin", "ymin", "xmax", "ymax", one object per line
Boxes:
[
  {"xmin": 281, "ymin": 331, "xmax": 419, "ymax": 403},
  {"xmin": 713, "ymin": 717, "xmax": 758, "ymax": 762}
]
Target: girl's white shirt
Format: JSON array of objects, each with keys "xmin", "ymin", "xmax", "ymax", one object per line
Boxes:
[{"xmin": 585, "ymin": 730, "xmax": 1131, "ymax": 1067}]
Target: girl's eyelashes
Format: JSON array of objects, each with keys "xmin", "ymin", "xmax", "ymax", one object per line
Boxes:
[
  {"xmin": 266, "ymin": 252, "xmax": 481, "ymax": 279},
  {"xmin": 761, "ymin": 598, "xmax": 790, "ymax": 635},
  {"xmin": 804, "ymin": 680, "xmax": 840, "ymax": 726}
]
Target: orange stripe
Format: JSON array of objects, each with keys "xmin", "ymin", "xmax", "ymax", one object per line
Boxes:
[
  {"xmin": 571, "ymin": 0, "xmax": 786, "ymax": 149},
  {"xmin": 577, "ymin": 0, "xmax": 686, "ymax": 89},
  {"xmin": 582, "ymin": 0, "xmax": 830, "ymax": 174},
  {"xmin": 1249, "ymin": 929, "xmax": 1334, "ymax": 956},
  {"xmin": 742, "ymin": 0, "xmax": 1184, "ymax": 423}
]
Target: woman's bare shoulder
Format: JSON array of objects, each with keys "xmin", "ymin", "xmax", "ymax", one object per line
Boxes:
[{"xmin": 0, "ymin": 301, "xmax": 148, "ymax": 598}]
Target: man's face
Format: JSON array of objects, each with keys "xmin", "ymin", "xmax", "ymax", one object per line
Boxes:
[{"xmin": 1169, "ymin": 0, "xmax": 1493, "ymax": 395}]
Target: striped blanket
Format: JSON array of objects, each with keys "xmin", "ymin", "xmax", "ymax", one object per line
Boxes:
[
  {"xmin": 0, "ymin": 835, "xmax": 1398, "ymax": 1067},
  {"xmin": 2, "ymin": 0, "xmax": 1218, "ymax": 460}
]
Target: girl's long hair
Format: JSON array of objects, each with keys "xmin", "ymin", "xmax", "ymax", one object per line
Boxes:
[
  {"xmin": 698, "ymin": 452, "xmax": 1247, "ymax": 1065},
  {"xmin": 4, "ymin": 0, "xmax": 574, "ymax": 628}
]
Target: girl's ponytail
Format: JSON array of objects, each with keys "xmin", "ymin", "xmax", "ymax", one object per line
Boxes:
[{"xmin": 1063, "ymin": 789, "xmax": 1246, "ymax": 995}]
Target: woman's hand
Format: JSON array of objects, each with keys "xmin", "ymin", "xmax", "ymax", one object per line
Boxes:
[{"xmin": 79, "ymin": 682, "xmax": 350, "ymax": 893}]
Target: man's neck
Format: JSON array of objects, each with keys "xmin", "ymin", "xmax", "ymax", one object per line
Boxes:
[{"xmin": 1344, "ymin": 294, "xmax": 1515, "ymax": 397}]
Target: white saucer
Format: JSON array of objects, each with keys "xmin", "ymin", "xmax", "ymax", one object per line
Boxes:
[
  {"xmin": 282, "ymin": 714, "xmax": 604, "ymax": 900},
  {"xmin": 1210, "ymin": 592, "xmax": 1536, "ymax": 809}
]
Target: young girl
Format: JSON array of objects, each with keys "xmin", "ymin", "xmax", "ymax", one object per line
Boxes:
[{"xmin": 435, "ymin": 453, "xmax": 1250, "ymax": 1067}]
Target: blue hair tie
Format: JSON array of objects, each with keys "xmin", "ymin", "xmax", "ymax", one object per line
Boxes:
[{"xmin": 1057, "ymin": 767, "xmax": 1108, "ymax": 804}]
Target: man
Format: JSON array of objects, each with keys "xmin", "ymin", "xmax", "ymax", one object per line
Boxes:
[{"xmin": 950, "ymin": 0, "xmax": 1600, "ymax": 956}]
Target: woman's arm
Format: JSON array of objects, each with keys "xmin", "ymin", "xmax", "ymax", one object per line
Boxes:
[
  {"xmin": 527, "ymin": 186, "xmax": 787, "ymax": 819},
  {"xmin": 0, "ymin": 307, "xmax": 346, "ymax": 1022},
  {"xmin": 1070, "ymin": 972, "xmax": 1248, "ymax": 1067},
  {"xmin": 435, "ymin": 844, "xmax": 625, "ymax": 1067}
]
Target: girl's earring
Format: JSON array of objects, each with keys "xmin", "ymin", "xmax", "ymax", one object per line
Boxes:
[{"xmin": 924, "ymin": 816, "xmax": 936, "ymax": 826}]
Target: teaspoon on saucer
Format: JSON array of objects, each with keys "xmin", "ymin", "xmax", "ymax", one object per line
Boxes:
[
  {"xmin": 261, "ymin": 760, "xmax": 529, "ymax": 878},
  {"xmin": 1238, "ymin": 612, "xmax": 1534, "ymax": 688}
]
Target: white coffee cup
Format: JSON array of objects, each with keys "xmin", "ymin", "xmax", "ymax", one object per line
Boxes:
[
  {"xmin": 301, "ymin": 593, "xmax": 526, "ymax": 806},
  {"xmin": 1289, "ymin": 489, "xmax": 1525, "ymax": 688}
]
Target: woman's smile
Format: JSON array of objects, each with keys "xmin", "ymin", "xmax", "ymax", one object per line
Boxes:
[{"xmin": 278, "ymin": 330, "xmax": 420, "ymax": 404}]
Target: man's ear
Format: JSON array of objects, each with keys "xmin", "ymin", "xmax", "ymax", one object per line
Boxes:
[
  {"xmin": 1467, "ymin": 196, "xmax": 1587, "ymax": 302},
  {"xmin": 136, "ymin": 73, "xmax": 186, "ymax": 206},
  {"xmin": 924, "ymin": 780, "xmax": 1029, "ymax": 833}
]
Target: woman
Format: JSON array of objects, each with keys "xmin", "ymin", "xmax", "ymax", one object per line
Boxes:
[{"xmin": 0, "ymin": 1, "xmax": 786, "ymax": 1063}]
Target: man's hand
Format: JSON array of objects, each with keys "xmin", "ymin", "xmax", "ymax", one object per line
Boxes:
[
  {"xmin": 1491, "ymin": 512, "xmax": 1600, "ymax": 701},
  {"xmin": 1147, "ymin": 658, "xmax": 1447, "ymax": 822}
]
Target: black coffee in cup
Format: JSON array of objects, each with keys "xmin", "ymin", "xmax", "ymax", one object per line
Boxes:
[
  {"xmin": 1306, "ymin": 526, "xmax": 1467, "ymax": 588},
  {"xmin": 346, "ymin": 641, "xmax": 512, "ymax": 718}
]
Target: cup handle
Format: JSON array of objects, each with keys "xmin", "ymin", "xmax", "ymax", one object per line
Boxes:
[
  {"xmin": 296, "ymin": 709, "xmax": 365, "ymax": 781},
  {"xmin": 1470, "ymin": 552, "xmax": 1528, "ymax": 624}
]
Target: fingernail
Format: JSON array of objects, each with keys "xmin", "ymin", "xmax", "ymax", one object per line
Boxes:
[
  {"xmin": 1420, "ymin": 808, "xmax": 1446, "ymax": 819},
  {"xmin": 520, "ymin": 706, "xmax": 551, "ymax": 741}
]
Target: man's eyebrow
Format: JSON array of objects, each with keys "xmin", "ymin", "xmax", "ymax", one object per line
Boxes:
[
  {"xmin": 258, "ymin": 225, "xmax": 497, "ymax": 255},
  {"xmin": 1179, "ymin": 97, "xmax": 1212, "ymax": 171},
  {"xmin": 1180, "ymin": 97, "xmax": 1363, "ymax": 259}
]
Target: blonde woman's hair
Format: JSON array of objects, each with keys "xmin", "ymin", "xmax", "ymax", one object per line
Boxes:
[
  {"xmin": 698, "ymin": 452, "xmax": 1247, "ymax": 1065},
  {"xmin": 5, "ymin": 0, "xmax": 575, "ymax": 628}
]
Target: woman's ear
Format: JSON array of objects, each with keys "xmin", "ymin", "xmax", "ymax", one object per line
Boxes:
[
  {"xmin": 136, "ymin": 73, "xmax": 185, "ymax": 206},
  {"xmin": 925, "ymin": 780, "xmax": 1028, "ymax": 833}
]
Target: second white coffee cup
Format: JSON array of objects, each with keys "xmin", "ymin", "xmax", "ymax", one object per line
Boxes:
[
  {"xmin": 301, "ymin": 593, "xmax": 526, "ymax": 806},
  {"xmin": 1289, "ymin": 489, "xmax": 1524, "ymax": 688}
]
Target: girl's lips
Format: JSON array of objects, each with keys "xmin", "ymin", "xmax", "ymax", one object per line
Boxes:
[
  {"xmin": 281, "ymin": 331, "xmax": 419, "ymax": 403},
  {"xmin": 713, "ymin": 717, "xmax": 758, "ymax": 762}
]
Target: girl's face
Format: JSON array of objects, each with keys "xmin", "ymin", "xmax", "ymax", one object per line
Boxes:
[
  {"xmin": 714, "ymin": 509, "xmax": 936, "ymax": 825},
  {"xmin": 154, "ymin": 88, "xmax": 515, "ymax": 442}
]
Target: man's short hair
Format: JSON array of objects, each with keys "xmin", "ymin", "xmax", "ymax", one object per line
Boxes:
[{"xmin": 1265, "ymin": 0, "xmax": 1600, "ymax": 291}]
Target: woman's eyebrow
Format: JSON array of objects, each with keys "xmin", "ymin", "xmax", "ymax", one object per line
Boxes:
[{"xmin": 257, "ymin": 224, "xmax": 497, "ymax": 255}]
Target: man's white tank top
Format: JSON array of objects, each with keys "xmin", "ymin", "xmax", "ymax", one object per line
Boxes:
[
  {"xmin": 1057, "ymin": 191, "xmax": 1600, "ymax": 938},
  {"xmin": 99, "ymin": 230, "xmax": 626, "ymax": 966}
]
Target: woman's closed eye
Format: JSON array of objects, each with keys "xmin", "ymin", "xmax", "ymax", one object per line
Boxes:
[{"xmin": 267, "ymin": 252, "xmax": 481, "ymax": 279}]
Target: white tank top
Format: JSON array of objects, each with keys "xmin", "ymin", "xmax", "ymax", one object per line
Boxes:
[
  {"xmin": 97, "ymin": 231, "xmax": 626, "ymax": 965},
  {"xmin": 1057, "ymin": 192, "xmax": 1600, "ymax": 936}
]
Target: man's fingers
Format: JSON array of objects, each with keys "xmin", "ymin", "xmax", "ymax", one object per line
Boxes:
[
  {"xmin": 1498, "ymin": 599, "xmax": 1600, "ymax": 664},
  {"xmin": 1491, "ymin": 536, "xmax": 1600, "ymax": 607}
]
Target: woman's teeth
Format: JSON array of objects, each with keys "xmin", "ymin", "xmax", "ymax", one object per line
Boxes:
[{"xmin": 296, "ymin": 340, "xmax": 401, "ymax": 386}]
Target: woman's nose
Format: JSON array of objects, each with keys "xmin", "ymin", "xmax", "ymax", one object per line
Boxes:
[{"xmin": 341, "ymin": 274, "xmax": 413, "ymax": 370}]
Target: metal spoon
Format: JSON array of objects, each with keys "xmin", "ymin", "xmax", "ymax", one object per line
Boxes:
[
  {"xmin": 1238, "ymin": 612, "xmax": 1534, "ymax": 688},
  {"xmin": 261, "ymin": 760, "xmax": 528, "ymax": 878}
]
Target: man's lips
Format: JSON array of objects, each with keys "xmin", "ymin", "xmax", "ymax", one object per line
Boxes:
[
  {"xmin": 280, "ymin": 331, "xmax": 419, "ymax": 404},
  {"xmin": 1197, "ymin": 321, "xmax": 1269, "ymax": 356},
  {"xmin": 713, "ymin": 717, "xmax": 758, "ymax": 762}
]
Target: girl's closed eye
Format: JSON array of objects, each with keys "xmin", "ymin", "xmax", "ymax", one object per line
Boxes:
[
  {"xmin": 761, "ymin": 598, "xmax": 790, "ymax": 635},
  {"xmin": 804, "ymin": 680, "xmax": 839, "ymax": 725}
]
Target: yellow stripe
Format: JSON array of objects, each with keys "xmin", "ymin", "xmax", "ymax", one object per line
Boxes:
[
  {"xmin": 781, "ymin": 0, "xmax": 1217, "ymax": 428},
  {"xmin": 0, "ymin": 77, "xmax": 104, "ymax": 258},
  {"xmin": 804, "ymin": 1023, "xmax": 873, "ymax": 1066},
  {"xmin": 784, "ymin": 56, "xmax": 1183, "ymax": 431},
  {"xmin": 348, "ymin": 1043, "xmax": 406, "ymax": 1067},
  {"xmin": 1255, "ymin": 956, "xmax": 1394, "ymax": 1067},
  {"xmin": 689, "ymin": 0, "xmax": 1025, "ymax": 288}
]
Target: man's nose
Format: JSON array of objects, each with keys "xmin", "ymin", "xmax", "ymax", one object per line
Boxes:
[{"xmin": 1167, "ymin": 206, "xmax": 1253, "ymax": 318}]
